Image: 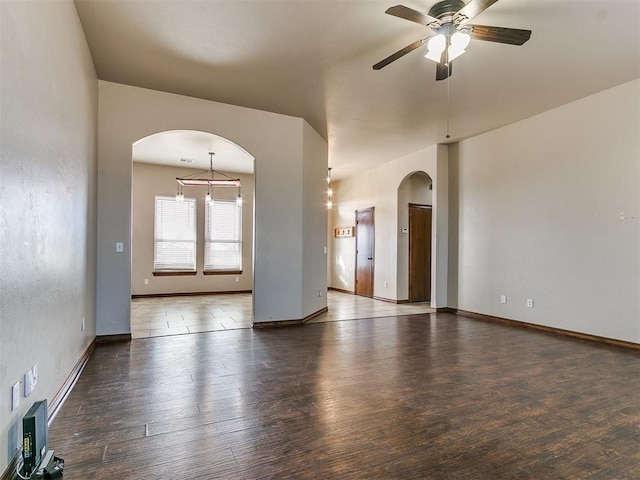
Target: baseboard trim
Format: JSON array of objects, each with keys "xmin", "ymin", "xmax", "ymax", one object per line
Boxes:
[
  {"xmin": 372, "ymin": 296, "xmax": 402, "ymax": 304},
  {"xmin": 1, "ymin": 339, "xmax": 97, "ymax": 480},
  {"xmin": 452, "ymin": 309, "xmax": 640, "ymax": 351},
  {"xmin": 302, "ymin": 306, "xmax": 329, "ymax": 324},
  {"xmin": 132, "ymin": 290, "xmax": 252, "ymax": 299},
  {"xmin": 48, "ymin": 338, "xmax": 96, "ymax": 424},
  {"xmin": 253, "ymin": 319, "xmax": 304, "ymax": 328},
  {"xmin": 436, "ymin": 307, "xmax": 456, "ymax": 313},
  {"xmin": 96, "ymin": 333, "xmax": 132, "ymax": 344},
  {"xmin": 328, "ymin": 287, "xmax": 354, "ymax": 295},
  {"xmin": 253, "ymin": 307, "xmax": 329, "ymax": 329}
]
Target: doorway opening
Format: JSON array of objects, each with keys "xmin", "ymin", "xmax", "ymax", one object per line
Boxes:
[
  {"xmin": 397, "ymin": 171, "xmax": 433, "ymax": 303},
  {"xmin": 130, "ymin": 130, "xmax": 255, "ymax": 337}
]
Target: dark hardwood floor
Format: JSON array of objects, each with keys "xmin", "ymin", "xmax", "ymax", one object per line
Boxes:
[{"xmin": 48, "ymin": 313, "xmax": 640, "ymax": 479}]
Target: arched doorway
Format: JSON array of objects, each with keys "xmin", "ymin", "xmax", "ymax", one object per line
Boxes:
[
  {"xmin": 397, "ymin": 171, "xmax": 433, "ymax": 303},
  {"xmin": 130, "ymin": 130, "xmax": 255, "ymax": 337}
]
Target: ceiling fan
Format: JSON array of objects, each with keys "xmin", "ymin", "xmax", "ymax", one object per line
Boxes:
[{"xmin": 373, "ymin": 0, "xmax": 532, "ymax": 80}]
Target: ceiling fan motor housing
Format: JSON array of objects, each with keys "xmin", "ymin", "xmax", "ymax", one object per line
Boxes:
[{"xmin": 428, "ymin": 0, "xmax": 466, "ymax": 22}]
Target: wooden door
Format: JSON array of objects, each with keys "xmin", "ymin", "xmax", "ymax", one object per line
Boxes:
[
  {"xmin": 355, "ymin": 208, "xmax": 374, "ymax": 297},
  {"xmin": 409, "ymin": 204, "xmax": 432, "ymax": 302}
]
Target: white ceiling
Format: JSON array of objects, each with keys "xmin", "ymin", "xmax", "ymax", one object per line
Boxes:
[
  {"xmin": 75, "ymin": 0, "xmax": 640, "ymax": 178},
  {"xmin": 133, "ymin": 130, "xmax": 255, "ymax": 174}
]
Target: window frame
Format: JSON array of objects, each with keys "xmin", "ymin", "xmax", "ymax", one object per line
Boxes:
[
  {"xmin": 153, "ymin": 195, "xmax": 197, "ymax": 275},
  {"xmin": 204, "ymin": 198, "xmax": 243, "ymax": 274}
]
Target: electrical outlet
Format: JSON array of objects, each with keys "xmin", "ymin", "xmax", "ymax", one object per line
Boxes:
[
  {"xmin": 500, "ymin": 295, "xmax": 507, "ymax": 304},
  {"xmin": 12, "ymin": 382, "xmax": 20, "ymax": 411},
  {"xmin": 527, "ymin": 298, "xmax": 534, "ymax": 308},
  {"xmin": 144, "ymin": 278, "xmax": 149, "ymax": 285},
  {"xmin": 235, "ymin": 277, "xmax": 239, "ymax": 282}
]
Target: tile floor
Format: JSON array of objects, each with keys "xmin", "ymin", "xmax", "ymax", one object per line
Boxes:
[{"xmin": 131, "ymin": 290, "xmax": 434, "ymax": 339}]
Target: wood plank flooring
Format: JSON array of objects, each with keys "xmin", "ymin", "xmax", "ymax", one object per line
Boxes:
[{"xmin": 49, "ymin": 313, "xmax": 640, "ymax": 479}]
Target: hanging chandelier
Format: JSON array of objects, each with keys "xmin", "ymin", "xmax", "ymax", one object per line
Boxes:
[{"xmin": 175, "ymin": 152, "xmax": 242, "ymax": 206}]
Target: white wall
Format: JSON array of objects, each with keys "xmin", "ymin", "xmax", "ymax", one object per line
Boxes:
[
  {"xmin": 97, "ymin": 82, "xmax": 328, "ymax": 333},
  {"xmin": 131, "ymin": 162, "xmax": 254, "ymax": 295},
  {"xmin": 301, "ymin": 122, "xmax": 329, "ymax": 316},
  {"xmin": 0, "ymin": 0, "xmax": 97, "ymax": 473},
  {"xmin": 330, "ymin": 144, "xmax": 448, "ymax": 306},
  {"xmin": 449, "ymin": 78, "xmax": 640, "ymax": 343}
]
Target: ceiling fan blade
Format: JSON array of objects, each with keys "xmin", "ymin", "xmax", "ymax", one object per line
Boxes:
[
  {"xmin": 386, "ymin": 5, "xmax": 440, "ymax": 27},
  {"xmin": 436, "ymin": 62, "xmax": 452, "ymax": 81},
  {"xmin": 373, "ymin": 38, "xmax": 428, "ymax": 70},
  {"xmin": 467, "ymin": 24, "xmax": 532, "ymax": 45},
  {"xmin": 454, "ymin": 0, "xmax": 500, "ymax": 24}
]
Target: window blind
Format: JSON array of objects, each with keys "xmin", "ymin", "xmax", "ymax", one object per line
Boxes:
[
  {"xmin": 205, "ymin": 199, "xmax": 242, "ymax": 271},
  {"xmin": 154, "ymin": 195, "xmax": 196, "ymax": 271}
]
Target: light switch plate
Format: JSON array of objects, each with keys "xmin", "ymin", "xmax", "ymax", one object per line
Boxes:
[
  {"xmin": 116, "ymin": 242, "xmax": 124, "ymax": 253},
  {"xmin": 12, "ymin": 382, "xmax": 20, "ymax": 411},
  {"xmin": 24, "ymin": 370, "xmax": 36, "ymax": 397}
]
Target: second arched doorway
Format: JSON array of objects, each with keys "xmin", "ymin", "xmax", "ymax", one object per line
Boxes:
[{"xmin": 397, "ymin": 171, "xmax": 433, "ymax": 302}]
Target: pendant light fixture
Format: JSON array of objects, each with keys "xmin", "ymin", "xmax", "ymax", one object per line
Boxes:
[
  {"xmin": 236, "ymin": 185, "xmax": 243, "ymax": 207},
  {"xmin": 175, "ymin": 183, "xmax": 184, "ymax": 202},
  {"xmin": 326, "ymin": 167, "xmax": 333, "ymax": 210},
  {"xmin": 175, "ymin": 152, "xmax": 242, "ymax": 205}
]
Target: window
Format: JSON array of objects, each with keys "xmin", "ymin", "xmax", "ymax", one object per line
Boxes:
[
  {"xmin": 154, "ymin": 195, "xmax": 196, "ymax": 271},
  {"xmin": 205, "ymin": 199, "xmax": 242, "ymax": 273}
]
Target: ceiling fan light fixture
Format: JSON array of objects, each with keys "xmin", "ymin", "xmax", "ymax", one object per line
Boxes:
[
  {"xmin": 448, "ymin": 31, "xmax": 470, "ymax": 61},
  {"xmin": 425, "ymin": 34, "xmax": 446, "ymax": 62},
  {"xmin": 374, "ymin": 2, "xmax": 532, "ymax": 79}
]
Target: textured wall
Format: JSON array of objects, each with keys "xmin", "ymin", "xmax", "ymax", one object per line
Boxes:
[
  {"xmin": 0, "ymin": 0, "xmax": 97, "ymax": 473},
  {"xmin": 301, "ymin": 122, "xmax": 329, "ymax": 317},
  {"xmin": 449, "ymin": 79, "xmax": 640, "ymax": 343}
]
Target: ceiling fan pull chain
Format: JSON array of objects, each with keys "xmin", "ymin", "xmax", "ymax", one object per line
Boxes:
[{"xmin": 446, "ymin": 62, "xmax": 451, "ymax": 139}]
